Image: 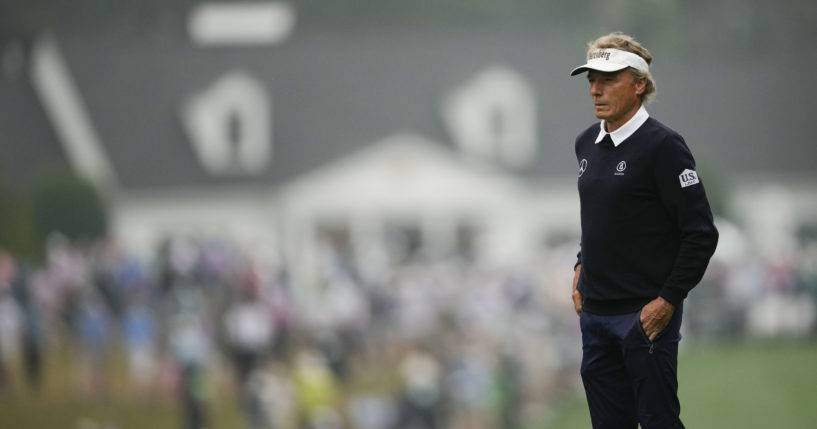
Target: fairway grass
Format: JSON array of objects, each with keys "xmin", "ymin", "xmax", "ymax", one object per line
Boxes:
[
  {"xmin": 543, "ymin": 340, "xmax": 817, "ymax": 429},
  {"xmin": 0, "ymin": 346, "xmax": 243, "ymax": 429},
  {"xmin": 1, "ymin": 341, "xmax": 815, "ymax": 428}
]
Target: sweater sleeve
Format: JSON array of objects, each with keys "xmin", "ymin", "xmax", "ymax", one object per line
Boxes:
[{"xmin": 653, "ymin": 134, "xmax": 719, "ymax": 307}]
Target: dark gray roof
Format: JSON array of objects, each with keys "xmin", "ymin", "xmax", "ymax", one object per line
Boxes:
[
  {"xmin": 5, "ymin": 20, "xmax": 817, "ymax": 191},
  {"xmin": 59, "ymin": 26, "xmax": 587, "ymax": 190},
  {"xmin": 0, "ymin": 73, "xmax": 67, "ymax": 189}
]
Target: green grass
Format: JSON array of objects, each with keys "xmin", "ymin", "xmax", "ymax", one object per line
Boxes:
[
  {"xmin": 0, "ymin": 345, "xmax": 243, "ymax": 429},
  {"xmin": 2, "ymin": 341, "xmax": 816, "ymax": 428},
  {"xmin": 543, "ymin": 340, "xmax": 817, "ymax": 429}
]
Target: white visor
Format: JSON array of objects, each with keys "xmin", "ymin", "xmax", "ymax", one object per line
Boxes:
[{"xmin": 570, "ymin": 48, "xmax": 649, "ymax": 76}]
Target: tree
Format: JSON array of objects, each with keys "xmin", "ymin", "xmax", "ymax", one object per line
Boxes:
[
  {"xmin": 31, "ymin": 169, "xmax": 108, "ymax": 245},
  {"xmin": 0, "ymin": 174, "xmax": 39, "ymax": 259}
]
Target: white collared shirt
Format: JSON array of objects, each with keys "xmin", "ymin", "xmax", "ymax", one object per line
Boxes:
[{"xmin": 594, "ymin": 105, "xmax": 650, "ymax": 147}]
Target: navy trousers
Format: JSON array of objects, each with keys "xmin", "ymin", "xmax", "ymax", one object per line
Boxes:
[{"xmin": 579, "ymin": 305, "xmax": 684, "ymax": 429}]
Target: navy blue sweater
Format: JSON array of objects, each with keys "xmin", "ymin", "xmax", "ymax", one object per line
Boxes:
[{"xmin": 574, "ymin": 117, "xmax": 719, "ymax": 314}]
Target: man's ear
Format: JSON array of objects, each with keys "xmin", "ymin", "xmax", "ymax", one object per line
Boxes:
[{"xmin": 635, "ymin": 78, "xmax": 647, "ymax": 95}]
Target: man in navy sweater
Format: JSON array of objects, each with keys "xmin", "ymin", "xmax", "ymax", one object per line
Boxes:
[{"xmin": 570, "ymin": 33, "xmax": 719, "ymax": 429}]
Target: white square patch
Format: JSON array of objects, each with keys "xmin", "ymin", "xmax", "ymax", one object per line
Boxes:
[{"xmin": 679, "ymin": 169, "xmax": 700, "ymax": 188}]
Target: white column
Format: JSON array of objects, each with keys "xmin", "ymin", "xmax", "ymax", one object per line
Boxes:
[
  {"xmin": 351, "ymin": 213, "xmax": 388, "ymax": 285},
  {"xmin": 422, "ymin": 212, "xmax": 457, "ymax": 260}
]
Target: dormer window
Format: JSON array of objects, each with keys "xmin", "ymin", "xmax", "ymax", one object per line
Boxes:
[
  {"xmin": 181, "ymin": 70, "xmax": 271, "ymax": 175},
  {"xmin": 443, "ymin": 65, "xmax": 538, "ymax": 168}
]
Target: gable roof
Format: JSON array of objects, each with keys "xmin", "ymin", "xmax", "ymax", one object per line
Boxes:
[
  {"xmin": 38, "ymin": 25, "xmax": 609, "ymax": 191},
  {"xmin": 281, "ymin": 131, "xmax": 526, "ymax": 214},
  {"xmin": 5, "ymin": 20, "xmax": 817, "ymax": 192}
]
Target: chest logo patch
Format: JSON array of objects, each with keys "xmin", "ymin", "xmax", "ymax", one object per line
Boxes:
[
  {"xmin": 578, "ymin": 159, "xmax": 588, "ymax": 177},
  {"xmin": 679, "ymin": 169, "xmax": 700, "ymax": 188},
  {"xmin": 615, "ymin": 161, "xmax": 627, "ymax": 174}
]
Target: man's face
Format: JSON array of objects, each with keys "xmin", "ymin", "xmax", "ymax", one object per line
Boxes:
[{"xmin": 587, "ymin": 69, "xmax": 645, "ymax": 130}]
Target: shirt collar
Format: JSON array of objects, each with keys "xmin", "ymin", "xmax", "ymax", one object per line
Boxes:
[{"xmin": 594, "ymin": 105, "xmax": 650, "ymax": 147}]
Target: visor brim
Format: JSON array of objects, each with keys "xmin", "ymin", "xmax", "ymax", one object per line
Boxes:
[{"xmin": 570, "ymin": 62, "xmax": 630, "ymax": 76}]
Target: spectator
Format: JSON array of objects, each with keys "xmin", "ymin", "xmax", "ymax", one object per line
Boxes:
[
  {"xmin": 122, "ymin": 292, "xmax": 158, "ymax": 398},
  {"xmin": 223, "ymin": 267, "xmax": 276, "ymax": 427},
  {"xmin": 170, "ymin": 286, "xmax": 212, "ymax": 429}
]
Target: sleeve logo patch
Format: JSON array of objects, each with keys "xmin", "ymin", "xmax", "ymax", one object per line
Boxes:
[{"xmin": 679, "ymin": 169, "xmax": 700, "ymax": 188}]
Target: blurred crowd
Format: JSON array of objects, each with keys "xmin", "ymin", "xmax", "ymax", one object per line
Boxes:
[{"xmin": 0, "ymin": 227, "xmax": 815, "ymax": 429}]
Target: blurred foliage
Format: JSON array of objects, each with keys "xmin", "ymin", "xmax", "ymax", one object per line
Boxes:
[
  {"xmin": 30, "ymin": 168, "xmax": 108, "ymax": 246},
  {"xmin": 0, "ymin": 168, "xmax": 39, "ymax": 260},
  {"xmin": 1, "ymin": 163, "xmax": 108, "ymax": 260}
]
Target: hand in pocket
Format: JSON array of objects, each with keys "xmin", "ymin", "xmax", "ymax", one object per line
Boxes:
[{"xmin": 640, "ymin": 297, "xmax": 674, "ymax": 341}]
